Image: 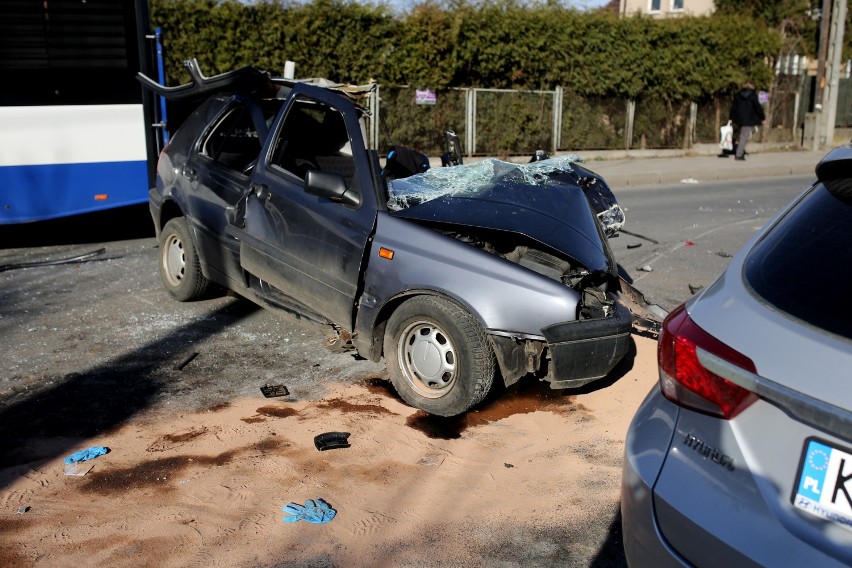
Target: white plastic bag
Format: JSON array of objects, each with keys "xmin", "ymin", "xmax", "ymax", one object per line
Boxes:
[{"xmin": 719, "ymin": 120, "xmax": 733, "ymax": 151}]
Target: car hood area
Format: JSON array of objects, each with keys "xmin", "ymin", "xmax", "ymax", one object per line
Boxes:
[{"xmin": 386, "ymin": 156, "xmax": 623, "ymax": 276}]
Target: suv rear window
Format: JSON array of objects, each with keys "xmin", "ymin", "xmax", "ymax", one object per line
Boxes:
[{"xmin": 744, "ymin": 179, "xmax": 852, "ymax": 341}]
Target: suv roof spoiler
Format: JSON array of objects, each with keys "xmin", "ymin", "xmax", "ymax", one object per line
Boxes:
[{"xmin": 816, "ymin": 144, "xmax": 852, "ymax": 181}]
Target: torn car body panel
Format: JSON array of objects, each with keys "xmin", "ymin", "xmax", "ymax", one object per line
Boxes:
[
  {"xmin": 378, "ymin": 156, "xmax": 631, "ymax": 386},
  {"xmin": 387, "ymin": 158, "xmax": 617, "ymax": 277},
  {"xmin": 354, "ymin": 207, "xmax": 632, "ymax": 388}
]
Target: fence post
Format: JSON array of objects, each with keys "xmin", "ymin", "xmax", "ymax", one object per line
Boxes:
[
  {"xmin": 625, "ymin": 99, "xmax": 636, "ymax": 150},
  {"xmin": 552, "ymin": 86, "xmax": 563, "ymax": 153},
  {"xmin": 465, "ymin": 89, "xmax": 477, "ymax": 157},
  {"xmin": 793, "ymin": 89, "xmax": 801, "ymax": 142},
  {"xmin": 687, "ymin": 101, "xmax": 698, "ymax": 149}
]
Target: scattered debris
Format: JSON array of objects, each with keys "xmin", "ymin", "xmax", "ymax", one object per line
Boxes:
[
  {"xmin": 716, "ymin": 251, "xmax": 733, "ymax": 258},
  {"xmin": 689, "ymin": 284, "xmax": 704, "ymax": 295},
  {"xmin": 64, "ymin": 463, "xmax": 95, "ymax": 477},
  {"xmin": 631, "ymin": 315, "xmax": 662, "ymax": 338},
  {"xmin": 680, "ymin": 178, "xmax": 700, "ymax": 184},
  {"xmin": 416, "ymin": 453, "xmax": 446, "ymax": 466},
  {"xmin": 324, "ymin": 327, "xmax": 356, "ymax": 352},
  {"xmin": 637, "ymin": 265, "xmax": 654, "ymax": 272},
  {"xmin": 504, "ymin": 463, "xmax": 515, "ymax": 468},
  {"xmin": 260, "ymin": 384, "xmax": 290, "ymax": 398},
  {"xmin": 17, "ymin": 506, "xmax": 31, "ymax": 514},
  {"xmin": 626, "ymin": 243, "xmax": 642, "ymax": 249},
  {"xmin": 684, "ymin": 241, "xmax": 695, "ymax": 246},
  {"xmin": 64, "ymin": 446, "xmax": 110, "ymax": 464},
  {"xmin": 620, "ymin": 229, "xmax": 659, "ymax": 244},
  {"xmin": 314, "ymin": 432, "xmax": 351, "ymax": 451},
  {"xmin": 0, "ymin": 248, "xmax": 106, "ymax": 273},
  {"xmin": 173, "ymin": 352, "xmax": 199, "ymax": 371},
  {"xmin": 618, "ymin": 276, "xmax": 667, "ymax": 339},
  {"xmin": 0, "ymin": 248, "xmax": 106, "ymax": 272},
  {"xmin": 282, "ymin": 499, "xmax": 336, "ymax": 524}
]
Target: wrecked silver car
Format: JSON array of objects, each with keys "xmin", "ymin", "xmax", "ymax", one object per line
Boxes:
[{"xmin": 142, "ymin": 62, "xmax": 633, "ymax": 416}]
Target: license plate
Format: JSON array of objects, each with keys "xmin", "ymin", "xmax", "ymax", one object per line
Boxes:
[{"xmin": 793, "ymin": 438, "xmax": 852, "ymax": 531}]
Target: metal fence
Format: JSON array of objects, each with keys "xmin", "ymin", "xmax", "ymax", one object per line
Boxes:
[{"xmin": 367, "ymin": 77, "xmax": 850, "ymax": 157}]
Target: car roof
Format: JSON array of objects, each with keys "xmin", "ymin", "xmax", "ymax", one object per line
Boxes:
[{"xmin": 138, "ymin": 57, "xmax": 375, "ymax": 110}]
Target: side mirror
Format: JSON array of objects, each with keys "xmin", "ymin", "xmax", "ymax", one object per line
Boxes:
[{"xmin": 305, "ymin": 170, "xmax": 360, "ymax": 207}]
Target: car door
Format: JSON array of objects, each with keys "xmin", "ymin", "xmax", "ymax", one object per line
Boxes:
[
  {"xmin": 238, "ymin": 85, "xmax": 378, "ymax": 330},
  {"xmin": 183, "ymin": 96, "xmax": 270, "ymax": 285}
]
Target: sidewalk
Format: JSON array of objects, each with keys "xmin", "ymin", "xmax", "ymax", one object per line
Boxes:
[{"xmin": 577, "ymin": 147, "xmax": 825, "ymax": 189}]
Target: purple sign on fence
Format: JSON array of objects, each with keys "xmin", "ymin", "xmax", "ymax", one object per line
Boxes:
[{"xmin": 415, "ymin": 89, "xmax": 437, "ymax": 106}]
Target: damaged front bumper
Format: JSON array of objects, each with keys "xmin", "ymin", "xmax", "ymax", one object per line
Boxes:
[
  {"xmin": 541, "ymin": 300, "xmax": 633, "ymax": 388},
  {"xmin": 489, "ymin": 300, "xmax": 633, "ymax": 389}
]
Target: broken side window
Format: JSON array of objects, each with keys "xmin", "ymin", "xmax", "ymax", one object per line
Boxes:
[
  {"xmin": 200, "ymin": 104, "xmax": 261, "ymax": 174},
  {"xmin": 270, "ymin": 98, "xmax": 356, "ymax": 184}
]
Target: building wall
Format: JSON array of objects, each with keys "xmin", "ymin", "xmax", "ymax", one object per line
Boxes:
[{"xmin": 618, "ymin": 0, "xmax": 714, "ymax": 18}]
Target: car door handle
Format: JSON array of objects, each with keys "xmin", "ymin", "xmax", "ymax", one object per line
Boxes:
[
  {"xmin": 185, "ymin": 167, "xmax": 198, "ymax": 181},
  {"xmin": 251, "ymin": 183, "xmax": 269, "ymax": 200}
]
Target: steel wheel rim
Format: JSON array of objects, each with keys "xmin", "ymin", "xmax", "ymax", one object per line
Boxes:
[
  {"xmin": 397, "ymin": 320, "xmax": 458, "ymax": 398},
  {"xmin": 162, "ymin": 232, "xmax": 186, "ymax": 287}
]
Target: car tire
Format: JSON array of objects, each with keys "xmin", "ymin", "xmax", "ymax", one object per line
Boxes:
[
  {"xmin": 384, "ymin": 295, "xmax": 496, "ymax": 417},
  {"xmin": 159, "ymin": 217, "xmax": 210, "ymax": 301}
]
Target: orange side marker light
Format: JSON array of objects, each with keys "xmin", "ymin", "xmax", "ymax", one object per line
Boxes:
[{"xmin": 378, "ymin": 247, "xmax": 394, "ymax": 260}]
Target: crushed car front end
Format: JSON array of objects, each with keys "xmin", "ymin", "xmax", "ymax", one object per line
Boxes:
[{"xmin": 355, "ymin": 156, "xmax": 633, "ymax": 389}]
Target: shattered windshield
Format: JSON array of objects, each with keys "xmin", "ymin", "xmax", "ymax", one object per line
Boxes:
[
  {"xmin": 387, "ymin": 156, "xmax": 580, "ymax": 209},
  {"xmin": 387, "ymin": 155, "xmax": 625, "ymax": 236}
]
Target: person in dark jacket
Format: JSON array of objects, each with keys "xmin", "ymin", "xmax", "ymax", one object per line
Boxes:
[{"xmin": 729, "ymin": 81, "xmax": 765, "ymax": 160}]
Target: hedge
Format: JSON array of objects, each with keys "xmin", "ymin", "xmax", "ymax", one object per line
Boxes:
[{"xmin": 150, "ymin": 0, "xmax": 783, "ymax": 101}]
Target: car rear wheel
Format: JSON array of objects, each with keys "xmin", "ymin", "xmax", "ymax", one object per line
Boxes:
[
  {"xmin": 384, "ymin": 296, "xmax": 496, "ymax": 416},
  {"xmin": 159, "ymin": 217, "xmax": 209, "ymax": 301}
]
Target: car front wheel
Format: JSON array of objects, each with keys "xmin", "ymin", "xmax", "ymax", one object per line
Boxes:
[
  {"xmin": 159, "ymin": 217, "xmax": 210, "ymax": 301},
  {"xmin": 384, "ymin": 296, "xmax": 496, "ymax": 416}
]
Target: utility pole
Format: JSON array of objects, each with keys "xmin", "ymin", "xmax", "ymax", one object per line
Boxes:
[
  {"xmin": 814, "ymin": 0, "xmax": 831, "ymax": 114},
  {"xmin": 813, "ymin": 0, "xmax": 847, "ymax": 148},
  {"xmin": 822, "ymin": 0, "xmax": 847, "ymax": 146}
]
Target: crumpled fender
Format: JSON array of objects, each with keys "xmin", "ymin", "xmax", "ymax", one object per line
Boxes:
[{"xmin": 354, "ymin": 212, "xmax": 582, "ymax": 359}]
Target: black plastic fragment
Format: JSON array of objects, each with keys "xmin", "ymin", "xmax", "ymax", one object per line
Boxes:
[
  {"xmin": 314, "ymin": 432, "xmax": 351, "ymax": 451},
  {"xmin": 173, "ymin": 352, "xmax": 199, "ymax": 371},
  {"xmin": 260, "ymin": 384, "xmax": 290, "ymax": 398},
  {"xmin": 626, "ymin": 243, "xmax": 642, "ymax": 249},
  {"xmin": 620, "ymin": 229, "xmax": 659, "ymax": 244},
  {"xmin": 688, "ymin": 284, "xmax": 704, "ymax": 295}
]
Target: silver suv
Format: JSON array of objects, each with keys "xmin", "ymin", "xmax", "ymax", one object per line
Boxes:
[{"xmin": 621, "ymin": 145, "xmax": 852, "ymax": 566}]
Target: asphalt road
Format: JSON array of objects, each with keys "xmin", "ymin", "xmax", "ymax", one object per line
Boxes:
[
  {"xmin": 0, "ymin": 174, "xmax": 813, "ymax": 457},
  {"xmin": 609, "ymin": 174, "xmax": 812, "ymax": 311},
  {"xmin": 0, "ymin": 206, "xmax": 387, "ymax": 468}
]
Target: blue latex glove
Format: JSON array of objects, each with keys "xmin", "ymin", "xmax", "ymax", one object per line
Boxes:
[
  {"xmin": 282, "ymin": 499, "xmax": 336, "ymax": 524},
  {"xmin": 64, "ymin": 446, "xmax": 110, "ymax": 464}
]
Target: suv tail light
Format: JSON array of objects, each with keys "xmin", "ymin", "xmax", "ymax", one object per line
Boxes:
[{"xmin": 658, "ymin": 304, "xmax": 757, "ymax": 419}]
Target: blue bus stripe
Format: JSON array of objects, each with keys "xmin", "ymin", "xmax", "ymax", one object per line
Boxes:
[{"xmin": 0, "ymin": 161, "xmax": 149, "ymax": 224}]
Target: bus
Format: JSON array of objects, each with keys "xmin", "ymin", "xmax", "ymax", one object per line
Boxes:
[{"xmin": 0, "ymin": 0, "xmax": 164, "ymax": 224}]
